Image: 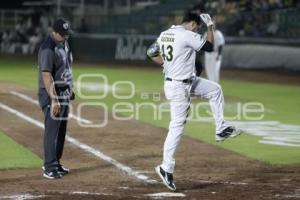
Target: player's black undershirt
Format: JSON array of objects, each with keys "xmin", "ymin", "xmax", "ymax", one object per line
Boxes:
[{"xmin": 201, "ymin": 41, "xmax": 213, "ymax": 52}]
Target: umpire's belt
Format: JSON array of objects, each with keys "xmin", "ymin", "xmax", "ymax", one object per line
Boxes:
[{"xmin": 165, "ymin": 77, "xmax": 193, "ymax": 84}]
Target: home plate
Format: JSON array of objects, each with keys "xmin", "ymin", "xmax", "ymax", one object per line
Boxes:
[{"xmin": 145, "ymin": 192, "xmax": 186, "ymax": 198}]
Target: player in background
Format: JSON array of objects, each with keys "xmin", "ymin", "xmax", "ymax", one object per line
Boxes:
[
  {"xmin": 204, "ymin": 20, "xmax": 225, "ymax": 82},
  {"xmin": 147, "ymin": 12, "xmax": 241, "ymax": 191}
]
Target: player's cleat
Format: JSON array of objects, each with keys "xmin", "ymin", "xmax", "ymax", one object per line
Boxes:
[
  {"xmin": 43, "ymin": 170, "xmax": 62, "ymax": 179},
  {"xmin": 216, "ymin": 126, "xmax": 241, "ymax": 142},
  {"xmin": 155, "ymin": 165, "xmax": 176, "ymax": 191},
  {"xmin": 42, "ymin": 165, "xmax": 69, "ymax": 175},
  {"xmin": 57, "ymin": 165, "xmax": 69, "ymax": 175}
]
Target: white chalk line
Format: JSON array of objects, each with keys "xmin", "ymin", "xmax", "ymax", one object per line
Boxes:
[
  {"xmin": 9, "ymin": 91, "xmax": 156, "ymax": 183},
  {"xmin": 0, "ymin": 193, "xmax": 47, "ymax": 200},
  {"xmin": 145, "ymin": 192, "xmax": 186, "ymax": 198},
  {"xmin": 70, "ymin": 191, "xmax": 112, "ymax": 196},
  {"xmin": 275, "ymin": 191, "xmax": 300, "ymax": 199},
  {"xmin": 10, "ymin": 91, "xmax": 92, "ymax": 124},
  {"xmin": 6, "ymin": 91, "xmax": 250, "ymax": 197},
  {"xmin": 195, "ymin": 180, "xmax": 248, "ymax": 185},
  {"xmin": 0, "ymin": 191, "xmax": 113, "ymax": 200},
  {"xmin": 0, "ymin": 191, "xmax": 189, "ymax": 199},
  {"xmin": 0, "ymin": 101, "xmax": 157, "ymax": 184},
  {"xmin": 11, "ymin": 91, "xmax": 300, "ymax": 147},
  {"xmin": 231, "ymin": 121, "xmax": 300, "ymax": 147}
]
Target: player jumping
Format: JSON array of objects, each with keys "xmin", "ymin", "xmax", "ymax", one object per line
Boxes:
[{"xmin": 147, "ymin": 12, "xmax": 241, "ymax": 191}]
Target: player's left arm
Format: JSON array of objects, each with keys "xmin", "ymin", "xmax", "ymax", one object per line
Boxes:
[
  {"xmin": 147, "ymin": 41, "xmax": 164, "ymax": 66},
  {"xmin": 150, "ymin": 56, "xmax": 164, "ymax": 66}
]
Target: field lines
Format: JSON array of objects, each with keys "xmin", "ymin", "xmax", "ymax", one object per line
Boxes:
[
  {"xmin": 0, "ymin": 191, "xmax": 190, "ymax": 199},
  {"xmin": 231, "ymin": 121, "xmax": 300, "ymax": 147},
  {"xmin": 10, "ymin": 91, "xmax": 92, "ymax": 124},
  {"xmin": 0, "ymin": 98, "xmax": 157, "ymax": 184}
]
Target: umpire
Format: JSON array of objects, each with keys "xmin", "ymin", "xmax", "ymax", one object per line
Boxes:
[{"xmin": 38, "ymin": 19, "xmax": 74, "ymax": 179}]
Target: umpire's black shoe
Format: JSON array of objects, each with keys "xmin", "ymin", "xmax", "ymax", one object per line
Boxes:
[
  {"xmin": 216, "ymin": 126, "xmax": 241, "ymax": 142},
  {"xmin": 57, "ymin": 165, "xmax": 69, "ymax": 175},
  {"xmin": 43, "ymin": 170, "xmax": 62, "ymax": 179},
  {"xmin": 155, "ymin": 165, "xmax": 176, "ymax": 191}
]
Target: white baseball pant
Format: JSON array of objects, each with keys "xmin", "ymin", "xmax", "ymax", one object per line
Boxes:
[{"xmin": 161, "ymin": 77, "xmax": 228, "ymax": 173}]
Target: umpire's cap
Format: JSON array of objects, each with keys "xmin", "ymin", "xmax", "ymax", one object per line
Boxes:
[
  {"xmin": 53, "ymin": 19, "xmax": 73, "ymax": 36},
  {"xmin": 182, "ymin": 12, "xmax": 201, "ymax": 25}
]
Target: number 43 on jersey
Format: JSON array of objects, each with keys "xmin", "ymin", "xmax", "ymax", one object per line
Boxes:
[{"xmin": 161, "ymin": 45, "xmax": 173, "ymax": 61}]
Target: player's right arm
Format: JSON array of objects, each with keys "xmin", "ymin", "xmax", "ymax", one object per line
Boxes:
[
  {"xmin": 40, "ymin": 49, "xmax": 60, "ymax": 116},
  {"xmin": 200, "ymin": 13, "xmax": 214, "ymax": 52},
  {"xmin": 185, "ymin": 14, "xmax": 215, "ymax": 53},
  {"xmin": 205, "ymin": 25, "xmax": 214, "ymax": 45},
  {"xmin": 147, "ymin": 41, "xmax": 164, "ymax": 66},
  {"xmin": 42, "ymin": 72, "xmax": 60, "ymax": 116}
]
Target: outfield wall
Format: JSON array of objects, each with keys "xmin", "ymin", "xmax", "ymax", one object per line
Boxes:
[
  {"xmin": 222, "ymin": 44, "xmax": 300, "ymax": 71},
  {"xmin": 71, "ymin": 34, "xmax": 300, "ymax": 71},
  {"xmin": 71, "ymin": 34, "xmax": 156, "ymax": 62}
]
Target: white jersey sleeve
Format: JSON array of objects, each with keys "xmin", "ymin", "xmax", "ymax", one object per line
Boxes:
[{"xmin": 185, "ymin": 31, "xmax": 206, "ymax": 52}]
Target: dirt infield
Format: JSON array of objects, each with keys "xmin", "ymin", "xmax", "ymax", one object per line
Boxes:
[{"xmin": 0, "ymin": 82, "xmax": 299, "ymax": 200}]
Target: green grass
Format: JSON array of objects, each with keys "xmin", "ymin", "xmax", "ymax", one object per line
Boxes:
[
  {"xmin": 0, "ymin": 130, "xmax": 42, "ymax": 169},
  {"xmin": 0, "ymin": 57, "xmax": 300, "ymax": 165}
]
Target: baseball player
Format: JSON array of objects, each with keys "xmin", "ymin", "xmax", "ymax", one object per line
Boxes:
[
  {"xmin": 38, "ymin": 19, "xmax": 74, "ymax": 179},
  {"xmin": 147, "ymin": 12, "xmax": 241, "ymax": 191},
  {"xmin": 204, "ymin": 26, "xmax": 225, "ymax": 82}
]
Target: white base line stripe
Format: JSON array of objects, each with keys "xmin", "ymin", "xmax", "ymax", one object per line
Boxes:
[
  {"xmin": 0, "ymin": 191, "xmax": 112, "ymax": 199},
  {"xmin": 10, "ymin": 91, "xmax": 92, "ymax": 124},
  {"xmin": 145, "ymin": 192, "xmax": 186, "ymax": 197},
  {"xmin": 0, "ymin": 194, "xmax": 47, "ymax": 199},
  {"xmin": 0, "ymin": 102, "xmax": 157, "ymax": 184},
  {"xmin": 195, "ymin": 180, "xmax": 247, "ymax": 185}
]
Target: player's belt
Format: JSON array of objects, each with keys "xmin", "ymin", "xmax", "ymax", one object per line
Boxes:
[{"xmin": 165, "ymin": 77, "xmax": 193, "ymax": 84}]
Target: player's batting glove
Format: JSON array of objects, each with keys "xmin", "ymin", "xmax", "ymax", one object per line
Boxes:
[
  {"xmin": 147, "ymin": 42, "xmax": 160, "ymax": 58},
  {"xmin": 200, "ymin": 14, "xmax": 213, "ymax": 27}
]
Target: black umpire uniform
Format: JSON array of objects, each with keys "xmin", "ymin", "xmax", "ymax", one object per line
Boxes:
[{"xmin": 38, "ymin": 19, "xmax": 74, "ymax": 179}]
